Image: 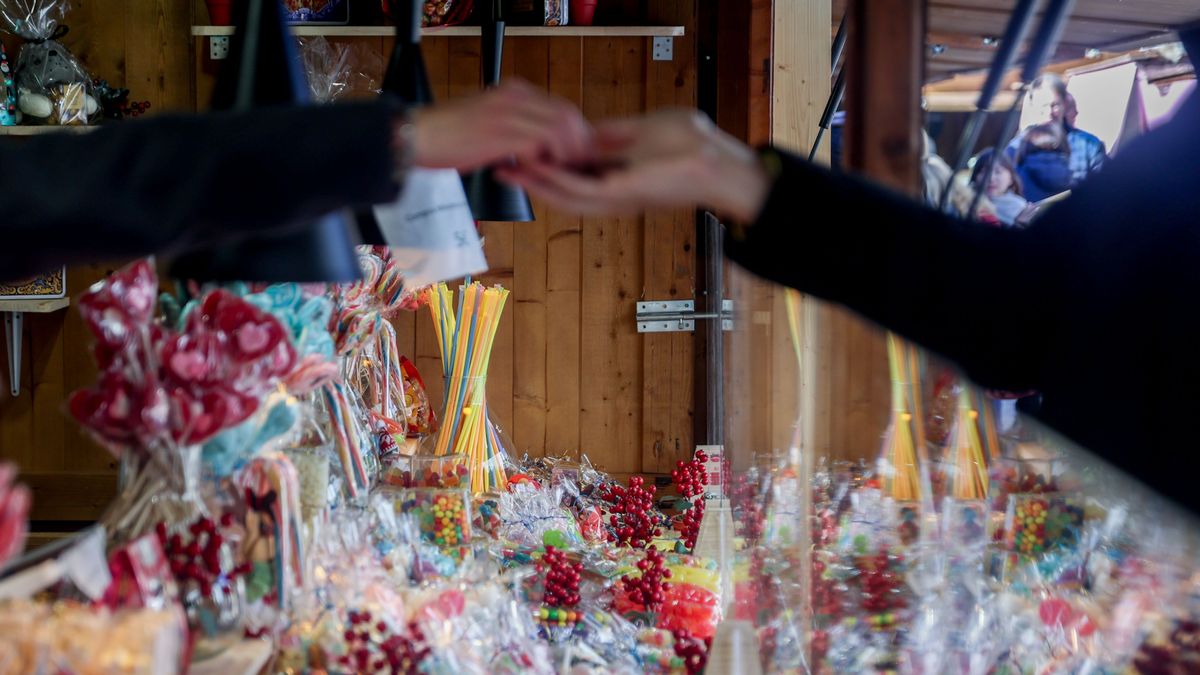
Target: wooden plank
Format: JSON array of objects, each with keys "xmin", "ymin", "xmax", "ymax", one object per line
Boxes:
[
  {"xmin": 23, "ymin": 472, "xmax": 117, "ymax": 522},
  {"xmin": 28, "ymin": 313, "xmax": 66, "ymax": 474},
  {"xmin": 63, "ymin": 264, "xmax": 115, "ymax": 473},
  {"xmin": 0, "ymin": 307, "xmax": 33, "ymax": 466},
  {"xmin": 126, "ymin": 0, "xmax": 196, "ymax": 113},
  {"xmin": 191, "ymin": 25, "xmax": 686, "ymax": 37},
  {"xmin": 827, "ymin": 0, "xmax": 925, "ymax": 463},
  {"xmin": 64, "ymin": 0, "xmax": 127, "ymax": 87},
  {"xmin": 0, "ymin": 298, "xmax": 69, "ymax": 312},
  {"xmin": 771, "ymin": 0, "xmax": 833, "ymax": 466},
  {"xmin": 543, "ymin": 38, "xmax": 583, "ymax": 459},
  {"xmin": 642, "ymin": 0, "xmax": 697, "ymax": 474},
  {"xmin": 412, "ymin": 37, "xmax": 451, "ymax": 416},
  {"xmin": 846, "ymin": 0, "xmax": 926, "ymax": 190},
  {"xmin": 510, "ymin": 37, "xmax": 550, "ymax": 459},
  {"xmin": 478, "ymin": 214, "xmax": 516, "ymax": 447},
  {"xmin": 579, "ymin": 36, "xmax": 645, "ymax": 476}
]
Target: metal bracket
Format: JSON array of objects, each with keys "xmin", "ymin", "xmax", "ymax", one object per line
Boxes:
[
  {"xmin": 4, "ymin": 311, "xmax": 22, "ymax": 396},
  {"xmin": 652, "ymin": 36, "xmax": 674, "ymax": 61},
  {"xmin": 636, "ymin": 299, "xmax": 733, "ymax": 333},
  {"xmin": 209, "ymin": 36, "xmax": 231, "ymax": 61}
]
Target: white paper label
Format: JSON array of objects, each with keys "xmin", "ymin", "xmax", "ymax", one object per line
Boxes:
[
  {"xmin": 698, "ymin": 445, "xmax": 725, "ymax": 499},
  {"xmin": 373, "ymin": 168, "xmax": 487, "ymax": 287}
]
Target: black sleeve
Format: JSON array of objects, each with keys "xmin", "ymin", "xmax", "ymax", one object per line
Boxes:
[
  {"xmin": 0, "ymin": 101, "xmax": 401, "ymax": 280},
  {"xmin": 724, "ymin": 149, "xmax": 1075, "ymax": 393}
]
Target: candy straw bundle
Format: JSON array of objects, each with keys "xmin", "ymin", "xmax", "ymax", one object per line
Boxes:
[
  {"xmin": 880, "ymin": 334, "xmax": 930, "ymax": 503},
  {"xmin": 424, "ymin": 281, "xmax": 510, "ymax": 493},
  {"xmin": 946, "ymin": 389, "xmax": 989, "ymax": 500}
]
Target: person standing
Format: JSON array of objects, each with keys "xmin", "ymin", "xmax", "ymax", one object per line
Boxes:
[{"xmin": 1008, "ymin": 74, "xmax": 1106, "ymax": 187}]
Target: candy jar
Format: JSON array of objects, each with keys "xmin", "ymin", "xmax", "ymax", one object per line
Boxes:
[
  {"xmin": 390, "ymin": 486, "xmax": 473, "ymax": 554},
  {"xmin": 410, "ymin": 453, "xmax": 470, "ymax": 488},
  {"xmin": 286, "ymin": 445, "xmax": 334, "ymax": 522}
]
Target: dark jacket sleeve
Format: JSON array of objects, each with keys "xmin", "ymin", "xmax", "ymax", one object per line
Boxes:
[
  {"xmin": 724, "ymin": 150, "xmax": 1072, "ymax": 393},
  {"xmin": 723, "ymin": 92, "xmax": 1200, "ymax": 513},
  {"xmin": 0, "ymin": 101, "xmax": 401, "ymax": 280}
]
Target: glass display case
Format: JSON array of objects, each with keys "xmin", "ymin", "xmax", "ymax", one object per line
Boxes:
[{"xmin": 719, "ymin": 268, "xmax": 1200, "ymax": 674}]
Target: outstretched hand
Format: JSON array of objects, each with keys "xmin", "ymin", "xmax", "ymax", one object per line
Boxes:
[
  {"xmin": 409, "ymin": 80, "xmax": 593, "ymax": 172},
  {"xmin": 497, "ymin": 109, "xmax": 771, "ymax": 222}
]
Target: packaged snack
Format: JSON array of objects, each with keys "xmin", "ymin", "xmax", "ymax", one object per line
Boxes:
[{"xmin": 0, "ymin": 0, "xmax": 97, "ymax": 125}]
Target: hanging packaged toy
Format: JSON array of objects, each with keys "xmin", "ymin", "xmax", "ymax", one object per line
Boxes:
[
  {"xmin": 0, "ymin": 44, "xmax": 15, "ymax": 125},
  {"xmin": 0, "ymin": 0, "xmax": 97, "ymax": 125}
]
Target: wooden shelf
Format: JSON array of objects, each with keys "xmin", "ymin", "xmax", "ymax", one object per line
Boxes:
[
  {"xmin": 191, "ymin": 24, "xmax": 684, "ymax": 37},
  {"xmin": 189, "ymin": 639, "xmax": 273, "ymax": 675},
  {"xmin": 0, "ymin": 297, "xmax": 68, "ymax": 313},
  {"xmin": 0, "ymin": 125, "xmax": 96, "ymax": 136}
]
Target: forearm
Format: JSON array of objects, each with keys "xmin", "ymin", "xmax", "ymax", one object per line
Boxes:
[
  {"xmin": 725, "ymin": 149, "xmax": 1070, "ymax": 391},
  {"xmin": 0, "ymin": 101, "xmax": 402, "ymax": 279}
]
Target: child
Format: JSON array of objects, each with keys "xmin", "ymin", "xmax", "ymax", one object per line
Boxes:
[{"xmin": 971, "ymin": 149, "xmax": 1035, "ymax": 227}]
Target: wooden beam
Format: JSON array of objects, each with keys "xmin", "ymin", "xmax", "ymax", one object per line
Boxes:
[
  {"xmin": 847, "ymin": 0, "xmax": 925, "ymax": 192},
  {"xmin": 929, "ymin": 2, "xmax": 1173, "ymax": 33}
]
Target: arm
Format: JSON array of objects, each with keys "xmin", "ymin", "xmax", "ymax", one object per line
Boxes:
[
  {"xmin": 0, "ymin": 80, "xmax": 592, "ymax": 280},
  {"xmin": 1, "ymin": 102, "xmax": 400, "ymax": 279},
  {"xmin": 724, "ymin": 149, "xmax": 1073, "ymax": 392},
  {"xmin": 1088, "ymin": 139, "xmax": 1107, "ymax": 175}
]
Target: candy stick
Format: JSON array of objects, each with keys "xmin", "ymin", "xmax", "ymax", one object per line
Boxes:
[
  {"xmin": 948, "ymin": 389, "xmax": 989, "ymax": 500},
  {"xmin": 322, "ymin": 383, "xmax": 368, "ymax": 498},
  {"xmin": 882, "ymin": 334, "xmax": 920, "ymax": 502}
]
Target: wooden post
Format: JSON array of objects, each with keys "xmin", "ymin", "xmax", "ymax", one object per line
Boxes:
[{"xmin": 845, "ymin": 0, "xmax": 926, "ymax": 193}]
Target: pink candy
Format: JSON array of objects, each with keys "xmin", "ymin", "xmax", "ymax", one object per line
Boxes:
[{"xmin": 70, "ymin": 260, "xmax": 299, "ymax": 451}]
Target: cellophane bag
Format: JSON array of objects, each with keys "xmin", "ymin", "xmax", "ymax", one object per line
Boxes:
[
  {"xmin": 297, "ymin": 35, "xmax": 383, "ymax": 103},
  {"xmin": 0, "ymin": 0, "xmax": 95, "ymax": 125}
]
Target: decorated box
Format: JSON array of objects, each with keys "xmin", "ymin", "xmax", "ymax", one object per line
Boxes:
[{"xmin": 0, "ymin": 267, "xmax": 66, "ymax": 299}]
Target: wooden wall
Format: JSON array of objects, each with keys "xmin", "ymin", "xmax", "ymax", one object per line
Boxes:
[
  {"xmin": 0, "ymin": 0, "xmax": 196, "ymax": 526},
  {"xmin": 0, "ymin": 0, "xmax": 699, "ymax": 527}
]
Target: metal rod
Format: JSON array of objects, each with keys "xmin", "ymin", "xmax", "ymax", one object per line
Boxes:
[
  {"xmin": 939, "ymin": 0, "xmax": 1042, "ymax": 214},
  {"xmin": 637, "ymin": 311, "xmax": 731, "ymax": 322},
  {"xmin": 703, "ymin": 212, "xmax": 725, "ymax": 445},
  {"xmin": 966, "ymin": 0, "xmax": 1077, "ymax": 219},
  {"xmin": 809, "ymin": 66, "xmax": 847, "ymax": 161},
  {"xmin": 831, "ymin": 14, "xmax": 848, "ymax": 75}
]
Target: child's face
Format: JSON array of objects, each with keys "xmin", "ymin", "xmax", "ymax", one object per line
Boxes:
[{"xmin": 988, "ymin": 165, "xmax": 1014, "ymax": 197}]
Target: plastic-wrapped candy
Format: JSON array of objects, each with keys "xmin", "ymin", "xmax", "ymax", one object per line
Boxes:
[
  {"xmin": 0, "ymin": 0, "xmax": 97, "ymax": 125},
  {"xmin": 0, "ymin": 463, "xmax": 30, "ymax": 570},
  {"xmin": 498, "ymin": 483, "xmax": 584, "ymax": 549},
  {"xmin": 0, "ymin": 599, "xmax": 186, "ymax": 674}
]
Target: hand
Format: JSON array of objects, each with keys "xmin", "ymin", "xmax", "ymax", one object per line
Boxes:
[
  {"xmin": 497, "ymin": 109, "xmax": 771, "ymax": 222},
  {"xmin": 407, "ymin": 80, "xmax": 592, "ymax": 172}
]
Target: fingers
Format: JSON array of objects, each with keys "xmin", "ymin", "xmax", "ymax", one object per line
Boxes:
[
  {"xmin": 497, "ymin": 164, "xmax": 636, "ymax": 216},
  {"xmin": 492, "ymin": 81, "xmax": 594, "ymax": 165}
]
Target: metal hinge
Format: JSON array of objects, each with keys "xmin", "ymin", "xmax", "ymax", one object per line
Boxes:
[
  {"xmin": 210, "ymin": 36, "xmax": 230, "ymax": 60},
  {"xmin": 636, "ymin": 299, "xmax": 733, "ymax": 333},
  {"xmin": 652, "ymin": 36, "xmax": 674, "ymax": 61}
]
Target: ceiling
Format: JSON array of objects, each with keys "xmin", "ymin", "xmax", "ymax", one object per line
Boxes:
[{"xmin": 832, "ymin": 0, "xmax": 1199, "ymax": 82}]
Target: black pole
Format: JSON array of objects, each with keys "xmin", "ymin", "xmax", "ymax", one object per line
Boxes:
[
  {"xmin": 808, "ymin": 66, "xmax": 846, "ymax": 162},
  {"xmin": 831, "ymin": 14, "xmax": 848, "ymax": 75},
  {"xmin": 968, "ymin": 0, "xmax": 1077, "ymax": 218},
  {"xmin": 939, "ymin": 0, "xmax": 1042, "ymax": 214}
]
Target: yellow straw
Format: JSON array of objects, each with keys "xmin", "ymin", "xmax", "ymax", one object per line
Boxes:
[
  {"xmin": 883, "ymin": 334, "xmax": 921, "ymax": 502},
  {"xmin": 425, "ymin": 282, "xmax": 511, "ymax": 492},
  {"xmin": 949, "ymin": 389, "xmax": 989, "ymax": 500}
]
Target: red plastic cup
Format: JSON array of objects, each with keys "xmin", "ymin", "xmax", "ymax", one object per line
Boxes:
[
  {"xmin": 205, "ymin": 0, "xmax": 234, "ymax": 25},
  {"xmin": 570, "ymin": 0, "xmax": 598, "ymax": 26}
]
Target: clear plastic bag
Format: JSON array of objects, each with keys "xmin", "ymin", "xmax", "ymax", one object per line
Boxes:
[
  {"xmin": 0, "ymin": 0, "xmax": 96, "ymax": 125},
  {"xmin": 297, "ymin": 35, "xmax": 384, "ymax": 104}
]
